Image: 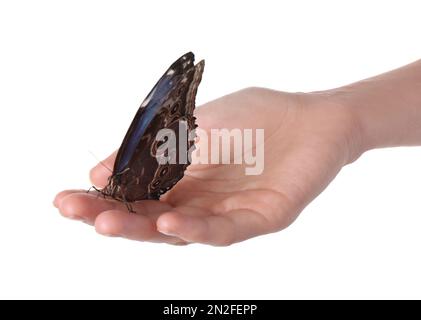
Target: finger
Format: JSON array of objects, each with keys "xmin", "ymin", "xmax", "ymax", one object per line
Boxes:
[
  {"xmin": 58, "ymin": 192, "xmax": 120, "ymax": 224},
  {"xmin": 58, "ymin": 191, "xmax": 172, "ymax": 225},
  {"xmin": 95, "ymin": 209, "xmax": 185, "ymax": 244},
  {"xmin": 53, "ymin": 189, "xmax": 85, "ymax": 208},
  {"xmin": 157, "ymin": 211, "xmax": 234, "ymax": 246},
  {"xmin": 89, "ymin": 150, "xmax": 117, "ymax": 187},
  {"xmin": 157, "ymin": 209, "xmax": 272, "ymax": 246}
]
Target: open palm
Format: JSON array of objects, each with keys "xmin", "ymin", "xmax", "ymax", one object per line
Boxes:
[{"xmin": 54, "ymin": 87, "xmax": 357, "ymax": 245}]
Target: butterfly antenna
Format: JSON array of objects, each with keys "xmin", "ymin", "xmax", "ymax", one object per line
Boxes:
[{"xmin": 88, "ymin": 150, "xmax": 113, "ymax": 173}]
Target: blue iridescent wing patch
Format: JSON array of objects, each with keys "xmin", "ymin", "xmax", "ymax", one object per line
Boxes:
[{"xmin": 100, "ymin": 52, "xmax": 204, "ymax": 205}]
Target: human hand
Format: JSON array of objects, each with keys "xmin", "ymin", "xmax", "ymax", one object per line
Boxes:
[{"xmin": 54, "ymin": 87, "xmax": 360, "ymax": 246}]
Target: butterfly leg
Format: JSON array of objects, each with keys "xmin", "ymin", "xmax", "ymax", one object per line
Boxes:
[
  {"xmin": 87, "ymin": 185, "xmax": 101, "ymax": 194},
  {"xmin": 120, "ymin": 193, "xmax": 136, "ymax": 213},
  {"xmin": 87, "ymin": 185, "xmax": 107, "ymax": 199},
  {"xmin": 125, "ymin": 202, "xmax": 135, "ymax": 213}
]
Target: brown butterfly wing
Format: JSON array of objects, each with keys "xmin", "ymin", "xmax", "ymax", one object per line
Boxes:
[{"xmin": 102, "ymin": 53, "xmax": 204, "ymax": 202}]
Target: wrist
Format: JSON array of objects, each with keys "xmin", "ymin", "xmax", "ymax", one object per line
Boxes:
[
  {"xmin": 325, "ymin": 87, "xmax": 372, "ymax": 161},
  {"xmin": 301, "ymin": 90, "xmax": 367, "ymax": 165},
  {"xmin": 326, "ymin": 60, "xmax": 421, "ymax": 156}
]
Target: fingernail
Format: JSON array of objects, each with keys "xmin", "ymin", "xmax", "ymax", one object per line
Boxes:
[
  {"xmin": 172, "ymin": 241, "xmax": 188, "ymax": 246},
  {"xmin": 101, "ymin": 233, "xmax": 120, "ymax": 238},
  {"xmin": 157, "ymin": 219, "xmax": 178, "ymax": 237},
  {"xmin": 53, "ymin": 196, "xmax": 62, "ymax": 208},
  {"xmin": 67, "ymin": 215, "xmax": 84, "ymax": 221},
  {"xmin": 158, "ymin": 228, "xmax": 178, "ymax": 237}
]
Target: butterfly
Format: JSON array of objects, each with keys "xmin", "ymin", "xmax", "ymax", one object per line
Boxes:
[{"xmin": 94, "ymin": 52, "xmax": 204, "ymax": 211}]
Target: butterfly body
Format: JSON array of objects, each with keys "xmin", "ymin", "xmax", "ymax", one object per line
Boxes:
[{"xmin": 100, "ymin": 52, "xmax": 204, "ymax": 204}]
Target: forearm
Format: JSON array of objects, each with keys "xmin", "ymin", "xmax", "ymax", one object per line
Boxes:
[{"xmin": 329, "ymin": 59, "xmax": 421, "ymax": 157}]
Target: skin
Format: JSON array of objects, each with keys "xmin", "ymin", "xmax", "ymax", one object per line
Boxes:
[{"xmin": 54, "ymin": 59, "xmax": 421, "ymax": 246}]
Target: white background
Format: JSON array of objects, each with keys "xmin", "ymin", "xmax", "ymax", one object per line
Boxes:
[{"xmin": 0, "ymin": 0, "xmax": 420, "ymax": 299}]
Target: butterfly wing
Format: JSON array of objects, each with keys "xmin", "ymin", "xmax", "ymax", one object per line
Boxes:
[
  {"xmin": 107, "ymin": 52, "xmax": 204, "ymax": 202},
  {"xmin": 114, "ymin": 52, "xmax": 196, "ymax": 173}
]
